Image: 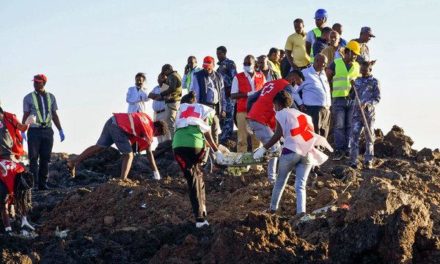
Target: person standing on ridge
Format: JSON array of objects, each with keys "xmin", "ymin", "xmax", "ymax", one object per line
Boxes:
[
  {"xmin": 126, "ymin": 72, "xmax": 149, "ymax": 113},
  {"xmin": 306, "ymin": 8, "xmax": 328, "ymax": 62},
  {"xmin": 285, "ymin": 18, "xmax": 310, "ymax": 71}
]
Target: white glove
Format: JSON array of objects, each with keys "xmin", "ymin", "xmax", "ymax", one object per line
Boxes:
[
  {"xmin": 25, "ymin": 114, "xmax": 36, "ymax": 125},
  {"xmin": 247, "ymin": 91, "xmax": 255, "ymax": 97},
  {"xmin": 214, "ymin": 150, "xmax": 224, "ymax": 164},
  {"xmin": 253, "ymin": 146, "xmax": 267, "ymax": 160},
  {"xmin": 153, "ymin": 171, "xmax": 161, "ymax": 180}
]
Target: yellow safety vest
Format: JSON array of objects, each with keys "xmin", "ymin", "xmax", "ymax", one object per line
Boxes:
[
  {"xmin": 31, "ymin": 92, "xmax": 52, "ymax": 127},
  {"xmin": 332, "ymin": 58, "xmax": 360, "ymax": 98},
  {"xmin": 310, "ymin": 28, "xmax": 322, "ymax": 63}
]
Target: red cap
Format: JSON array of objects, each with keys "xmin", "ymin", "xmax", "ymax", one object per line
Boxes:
[
  {"xmin": 32, "ymin": 74, "xmax": 47, "ymax": 83},
  {"xmin": 203, "ymin": 56, "xmax": 215, "ymax": 69}
]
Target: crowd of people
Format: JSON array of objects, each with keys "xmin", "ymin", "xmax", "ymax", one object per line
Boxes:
[{"xmin": 0, "ymin": 8, "xmax": 381, "ymax": 233}]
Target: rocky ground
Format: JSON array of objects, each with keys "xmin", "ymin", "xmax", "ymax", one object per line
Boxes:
[{"xmin": 1, "ymin": 125, "xmax": 439, "ymax": 263}]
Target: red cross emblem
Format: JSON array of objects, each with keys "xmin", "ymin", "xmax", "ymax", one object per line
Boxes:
[
  {"xmin": 180, "ymin": 106, "xmax": 200, "ymax": 119},
  {"xmin": 290, "ymin": 115, "xmax": 314, "ymax": 141}
]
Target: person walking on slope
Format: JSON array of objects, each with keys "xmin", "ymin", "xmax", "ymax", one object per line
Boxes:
[
  {"xmin": 254, "ymin": 90, "xmax": 332, "ymax": 215},
  {"xmin": 326, "ymin": 41, "xmax": 361, "ymax": 160},
  {"xmin": 247, "ymin": 72, "xmax": 298, "ymax": 184},
  {"xmin": 172, "ymin": 91, "xmax": 224, "ymax": 228},
  {"xmin": 349, "ymin": 60, "xmax": 381, "ymax": 169},
  {"xmin": 67, "ymin": 112, "xmax": 168, "ymax": 180}
]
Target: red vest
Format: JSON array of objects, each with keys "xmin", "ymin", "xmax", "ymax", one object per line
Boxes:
[
  {"xmin": 113, "ymin": 113, "xmax": 154, "ymax": 152},
  {"xmin": 247, "ymin": 79, "xmax": 290, "ymax": 130},
  {"xmin": 0, "ymin": 159, "xmax": 25, "ymax": 204},
  {"xmin": 236, "ymin": 72, "xmax": 265, "ymax": 113},
  {"xmin": 2, "ymin": 112, "xmax": 25, "ymax": 159}
]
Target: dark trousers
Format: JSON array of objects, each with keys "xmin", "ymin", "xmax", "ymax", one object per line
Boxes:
[
  {"xmin": 28, "ymin": 127, "xmax": 54, "ymax": 187},
  {"xmin": 174, "ymin": 147, "xmax": 206, "ymax": 221},
  {"xmin": 305, "ymin": 105, "xmax": 330, "ymax": 138}
]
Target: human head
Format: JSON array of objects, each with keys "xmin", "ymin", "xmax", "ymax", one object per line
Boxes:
[
  {"xmin": 329, "ymin": 31, "xmax": 340, "ymax": 47},
  {"xmin": 284, "ymin": 71, "xmax": 297, "ymax": 85},
  {"xmin": 279, "ymin": 50, "xmax": 285, "ymax": 62},
  {"xmin": 157, "ymin": 73, "xmax": 167, "ymax": 86},
  {"xmin": 243, "ymin": 55, "xmax": 256, "ymax": 73},
  {"xmin": 359, "ymin": 26, "xmax": 375, "ymax": 43},
  {"xmin": 273, "ymin": 90, "xmax": 293, "ymax": 111},
  {"xmin": 202, "ymin": 56, "xmax": 215, "ymax": 72},
  {"xmin": 153, "ymin": 120, "xmax": 169, "ymax": 137},
  {"xmin": 360, "ymin": 60, "xmax": 376, "ymax": 77},
  {"xmin": 293, "ymin": 18, "xmax": 304, "ymax": 34},
  {"xmin": 216, "ymin": 46, "xmax": 227, "ymax": 61},
  {"xmin": 291, "ymin": 69, "xmax": 305, "ymax": 86},
  {"xmin": 161, "ymin": 64, "xmax": 174, "ymax": 76},
  {"xmin": 314, "ymin": 9, "xmax": 328, "ymax": 28},
  {"xmin": 32, "ymin": 74, "xmax": 47, "ymax": 92},
  {"xmin": 135, "ymin": 72, "xmax": 146, "ymax": 87},
  {"xmin": 313, "ymin": 54, "xmax": 328, "ymax": 72},
  {"xmin": 268, "ymin": 48, "xmax": 280, "ymax": 63},
  {"xmin": 321, "ymin": 27, "xmax": 333, "ymax": 43},
  {"xmin": 187, "ymin": 56, "xmax": 197, "ymax": 69},
  {"xmin": 332, "ymin": 23, "xmax": 343, "ymax": 36},
  {"xmin": 181, "ymin": 91, "xmax": 197, "ymax": 104},
  {"xmin": 344, "ymin": 40, "xmax": 360, "ymax": 62},
  {"xmin": 257, "ymin": 55, "xmax": 269, "ymax": 71}
]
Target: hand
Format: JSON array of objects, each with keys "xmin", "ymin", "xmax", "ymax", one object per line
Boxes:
[
  {"xmin": 153, "ymin": 171, "xmax": 161, "ymax": 180},
  {"xmin": 25, "ymin": 114, "xmax": 36, "ymax": 125},
  {"xmin": 214, "ymin": 150, "xmax": 224, "ymax": 164},
  {"xmin": 253, "ymin": 146, "xmax": 267, "ymax": 160},
  {"xmin": 299, "ymin": 104, "xmax": 307, "ymax": 112},
  {"xmin": 221, "ymin": 111, "xmax": 226, "ymax": 118},
  {"xmin": 59, "ymin": 129, "xmax": 65, "ymax": 142},
  {"xmin": 21, "ymin": 132, "xmax": 27, "ymax": 142}
]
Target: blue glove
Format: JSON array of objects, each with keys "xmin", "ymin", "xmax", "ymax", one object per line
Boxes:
[
  {"xmin": 59, "ymin": 129, "xmax": 65, "ymax": 142},
  {"xmin": 21, "ymin": 132, "xmax": 27, "ymax": 142}
]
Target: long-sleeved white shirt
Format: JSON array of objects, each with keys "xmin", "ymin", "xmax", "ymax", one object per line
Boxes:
[
  {"xmin": 293, "ymin": 66, "xmax": 331, "ymax": 108},
  {"xmin": 126, "ymin": 86, "xmax": 150, "ymax": 113}
]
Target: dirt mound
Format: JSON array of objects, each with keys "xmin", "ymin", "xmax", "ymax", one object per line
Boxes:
[{"xmin": 1, "ymin": 125, "xmax": 440, "ymax": 263}]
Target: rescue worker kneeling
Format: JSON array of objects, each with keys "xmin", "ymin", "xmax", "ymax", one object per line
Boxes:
[
  {"xmin": 0, "ymin": 160, "xmax": 35, "ymax": 236},
  {"xmin": 67, "ymin": 112, "xmax": 168, "ymax": 180}
]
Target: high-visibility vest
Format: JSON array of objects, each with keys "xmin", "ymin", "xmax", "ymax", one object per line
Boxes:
[
  {"xmin": 247, "ymin": 79, "xmax": 290, "ymax": 130},
  {"xmin": 31, "ymin": 92, "xmax": 52, "ymax": 127},
  {"xmin": 332, "ymin": 58, "xmax": 360, "ymax": 98},
  {"xmin": 0, "ymin": 159, "xmax": 25, "ymax": 204},
  {"xmin": 310, "ymin": 28, "xmax": 322, "ymax": 63},
  {"xmin": 113, "ymin": 113, "xmax": 154, "ymax": 152},
  {"xmin": 236, "ymin": 72, "xmax": 265, "ymax": 113}
]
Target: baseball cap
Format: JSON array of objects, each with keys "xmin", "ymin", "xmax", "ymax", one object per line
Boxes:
[
  {"xmin": 32, "ymin": 74, "xmax": 48, "ymax": 83},
  {"xmin": 360, "ymin": 27, "xmax": 375, "ymax": 37},
  {"xmin": 203, "ymin": 56, "xmax": 215, "ymax": 69}
]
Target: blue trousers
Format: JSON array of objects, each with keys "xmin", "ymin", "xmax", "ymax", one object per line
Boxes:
[{"xmin": 332, "ymin": 98, "xmax": 353, "ymax": 152}]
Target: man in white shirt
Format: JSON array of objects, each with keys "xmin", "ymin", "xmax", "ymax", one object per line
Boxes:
[
  {"xmin": 231, "ymin": 55, "xmax": 265, "ymax": 170},
  {"xmin": 293, "ymin": 54, "xmax": 331, "ymax": 139},
  {"xmin": 148, "ymin": 73, "xmax": 170, "ymax": 143},
  {"xmin": 126, "ymin": 72, "xmax": 149, "ymax": 113}
]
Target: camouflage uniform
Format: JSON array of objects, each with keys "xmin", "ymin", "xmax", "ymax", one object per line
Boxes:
[
  {"xmin": 349, "ymin": 76, "xmax": 381, "ymax": 166},
  {"xmin": 217, "ymin": 58, "xmax": 237, "ymax": 144}
]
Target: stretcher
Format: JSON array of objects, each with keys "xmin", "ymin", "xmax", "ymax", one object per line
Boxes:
[{"xmin": 216, "ymin": 151, "xmax": 280, "ymax": 176}]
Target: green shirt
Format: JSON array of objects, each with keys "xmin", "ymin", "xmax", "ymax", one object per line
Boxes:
[{"xmin": 172, "ymin": 125, "xmax": 205, "ymax": 149}]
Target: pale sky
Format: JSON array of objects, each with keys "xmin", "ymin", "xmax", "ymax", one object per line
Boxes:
[{"xmin": 1, "ymin": 0, "xmax": 439, "ymax": 154}]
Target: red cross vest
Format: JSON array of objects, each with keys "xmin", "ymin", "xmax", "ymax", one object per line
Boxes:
[
  {"xmin": 247, "ymin": 79, "xmax": 290, "ymax": 130},
  {"xmin": 175, "ymin": 103, "xmax": 215, "ymax": 133},
  {"xmin": 0, "ymin": 159, "xmax": 25, "ymax": 204},
  {"xmin": 236, "ymin": 72, "xmax": 265, "ymax": 113},
  {"xmin": 2, "ymin": 112, "xmax": 25, "ymax": 159},
  {"xmin": 113, "ymin": 113, "xmax": 154, "ymax": 152}
]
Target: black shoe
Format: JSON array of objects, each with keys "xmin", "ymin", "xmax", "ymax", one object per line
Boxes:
[{"xmin": 332, "ymin": 150, "xmax": 345, "ymax": 161}]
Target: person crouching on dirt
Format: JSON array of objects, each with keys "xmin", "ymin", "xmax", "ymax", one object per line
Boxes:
[
  {"xmin": 173, "ymin": 91, "xmax": 224, "ymax": 228},
  {"xmin": 0, "ymin": 104, "xmax": 35, "ymax": 236},
  {"xmin": 349, "ymin": 60, "xmax": 381, "ymax": 169},
  {"xmin": 253, "ymin": 90, "xmax": 332, "ymax": 215},
  {"xmin": 67, "ymin": 112, "xmax": 168, "ymax": 180}
]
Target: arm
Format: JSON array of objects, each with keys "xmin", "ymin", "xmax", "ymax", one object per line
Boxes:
[
  {"xmin": 263, "ymin": 121, "xmax": 283, "ymax": 149},
  {"xmin": 52, "ymin": 111, "xmax": 62, "ymax": 131},
  {"xmin": 203, "ymin": 131, "xmax": 218, "ymax": 152},
  {"xmin": 219, "ymin": 76, "xmax": 227, "ymax": 112},
  {"xmin": 230, "ymin": 76, "xmax": 247, "ymax": 99},
  {"xmin": 306, "ymin": 42, "xmax": 312, "ymax": 56},
  {"xmin": 285, "ymin": 50, "xmax": 297, "ymax": 68},
  {"xmin": 292, "ymin": 84, "xmax": 304, "ymax": 106},
  {"xmin": 140, "ymin": 89, "xmax": 150, "ymax": 102},
  {"xmin": 148, "ymin": 91, "xmax": 162, "ymax": 101},
  {"xmin": 22, "ymin": 112, "xmax": 30, "ymax": 125},
  {"xmin": 146, "ymin": 149, "xmax": 159, "ymax": 172},
  {"xmin": 367, "ymin": 79, "xmax": 381, "ymax": 106},
  {"xmin": 190, "ymin": 75, "xmax": 200, "ymax": 101},
  {"xmin": 126, "ymin": 87, "xmax": 140, "ymax": 104},
  {"xmin": 160, "ymin": 75, "xmax": 177, "ymax": 97}
]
